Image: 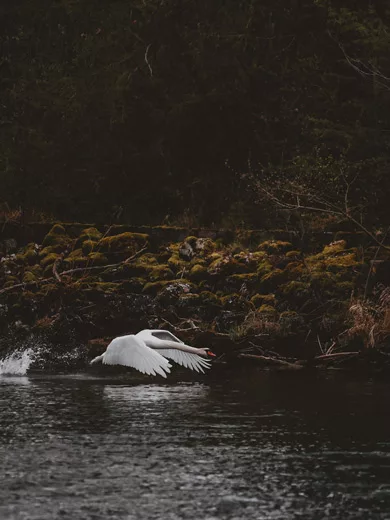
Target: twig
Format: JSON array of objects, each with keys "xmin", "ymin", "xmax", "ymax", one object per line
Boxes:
[
  {"xmin": 239, "ymin": 353, "xmax": 302, "ymax": 369},
  {"xmin": 315, "ymin": 351, "xmax": 359, "ymax": 360},
  {"xmin": 144, "ymin": 44, "xmax": 153, "ymax": 77}
]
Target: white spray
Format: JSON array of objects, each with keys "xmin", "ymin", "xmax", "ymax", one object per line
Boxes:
[{"xmin": 0, "ymin": 348, "xmax": 34, "ymax": 376}]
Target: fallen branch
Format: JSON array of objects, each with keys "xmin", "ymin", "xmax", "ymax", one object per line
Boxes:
[
  {"xmin": 239, "ymin": 353, "xmax": 302, "ymax": 369},
  {"xmin": 314, "ymin": 351, "xmax": 359, "ymax": 360}
]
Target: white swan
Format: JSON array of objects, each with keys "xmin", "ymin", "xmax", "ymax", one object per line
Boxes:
[{"xmin": 90, "ymin": 329, "xmax": 216, "ymax": 378}]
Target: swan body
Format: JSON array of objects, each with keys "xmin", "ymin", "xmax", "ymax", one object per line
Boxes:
[{"xmin": 90, "ymin": 329, "xmax": 215, "ymax": 377}]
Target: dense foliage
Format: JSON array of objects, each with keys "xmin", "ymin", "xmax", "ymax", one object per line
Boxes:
[{"xmin": 1, "ymin": 1, "xmax": 390, "ymax": 226}]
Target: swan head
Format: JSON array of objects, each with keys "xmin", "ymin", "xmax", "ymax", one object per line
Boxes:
[{"xmin": 206, "ymin": 350, "xmax": 216, "ymax": 358}]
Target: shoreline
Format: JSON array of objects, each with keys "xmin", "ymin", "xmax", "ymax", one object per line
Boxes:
[{"xmin": 0, "ymin": 223, "xmax": 389, "ymax": 373}]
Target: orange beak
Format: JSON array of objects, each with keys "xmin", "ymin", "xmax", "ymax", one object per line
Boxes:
[{"xmin": 207, "ymin": 351, "xmax": 217, "ymax": 357}]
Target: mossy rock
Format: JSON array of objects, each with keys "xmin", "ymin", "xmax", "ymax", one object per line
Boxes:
[
  {"xmin": 285, "ymin": 261, "xmax": 306, "ymax": 276},
  {"xmin": 15, "ymin": 243, "xmax": 39, "ymax": 266},
  {"xmin": 27, "ymin": 265, "xmax": 43, "ymax": 278},
  {"xmin": 77, "ymin": 227, "xmax": 103, "ymax": 245},
  {"xmin": 39, "ymin": 244, "xmax": 67, "ymax": 256},
  {"xmin": 233, "ymin": 251, "xmax": 266, "ymax": 270},
  {"xmin": 199, "ymin": 291, "xmax": 222, "ymax": 306},
  {"xmin": 193, "ymin": 238, "xmax": 217, "ymax": 257},
  {"xmin": 251, "ymin": 293, "xmax": 276, "ymax": 308},
  {"xmin": 177, "ymin": 293, "xmax": 202, "ymax": 314},
  {"xmin": 208, "ymin": 256, "xmax": 249, "ymax": 276},
  {"xmin": 322, "ymin": 240, "xmax": 347, "ymax": 255},
  {"xmin": 325, "ymin": 253, "xmax": 360, "ymax": 272},
  {"xmin": 309, "ymin": 272, "xmax": 336, "ymax": 290},
  {"xmin": 99, "ymin": 232, "xmax": 149, "ymax": 254},
  {"xmin": 221, "ymin": 293, "xmax": 251, "ymax": 312},
  {"xmin": 167, "ymin": 252, "xmax": 187, "ymax": 270},
  {"xmin": 40, "ymin": 253, "xmax": 61, "ymax": 268},
  {"xmin": 22, "ymin": 271, "xmax": 37, "ymax": 283},
  {"xmin": 189, "ymin": 263, "xmax": 208, "ymax": 281},
  {"xmin": 148, "ymin": 265, "xmax": 175, "ymax": 282},
  {"xmin": 4, "ymin": 276, "xmax": 19, "ymax": 288},
  {"xmin": 93, "ymin": 282, "xmax": 121, "ymax": 293},
  {"xmin": 42, "ymin": 224, "xmax": 72, "ymax": 250},
  {"xmin": 286, "ymin": 250, "xmax": 301, "ymax": 259},
  {"xmin": 81, "ymin": 240, "xmax": 97, "ymax": 255},
  {"xmin": 87, "ymin": 252, "xmax": 108, "ymax": 265},
  {"xmin": 260, "ymin": 268, "xmax": 287, "ymax": 290},
  {"xmin": 258, "ymin": 240, "xmax": 293, "ymax": 254},
  {"xmin": 280, "ymin": 280, "xmax": 311, "ymax": 297},
  {"xmin": 257, "ymin": 259, "xmax": 273, "ymax": 277},
  {"xmin": 258, "ymin": 304, "xmax": 278, "ymax": 315},
  {"xmin": 224, "ymin": 273, "xmax": 259, "ymax": 294},
  {"xmin": 137, "ymin": 253, "xmax": 159, "ymax": 266},
  {"xmin": 63, "ymin": 248, "xmax": 89, "ymax": 268}
]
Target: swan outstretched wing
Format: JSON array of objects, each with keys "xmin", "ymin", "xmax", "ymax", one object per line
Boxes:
[
  {"xmin": 103, "ymin": 335, "xmax": 171, "ymax": 378},
  {"xmin": 153, "ymin": 348, "xmax": 211, "ymax": 373},
  {"xmin": 137, "ymin": 329, "xmax": 184, "ymax": 344}
]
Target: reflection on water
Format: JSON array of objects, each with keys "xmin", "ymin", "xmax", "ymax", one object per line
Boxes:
[{"xmin": 1, "ymin": 369, "xmax": 390, "ymax": 519}]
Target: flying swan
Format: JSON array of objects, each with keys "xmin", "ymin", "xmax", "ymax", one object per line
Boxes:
[{"xmin": 90, "ymin": 329, "xmax": 216, "ymax": 377}]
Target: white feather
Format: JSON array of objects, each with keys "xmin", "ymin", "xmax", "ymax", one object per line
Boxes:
[
  {"xmin": 153, "ymin": 348, "xmax": 211, "ymax": 373},
  {"xmin": 102, "ymin": 335, "xmax": 171, "ymax": 378}
]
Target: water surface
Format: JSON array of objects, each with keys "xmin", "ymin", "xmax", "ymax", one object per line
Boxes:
[{"xmin": 1, "ymin": 368, "xmax": 390, "ymax": 519}]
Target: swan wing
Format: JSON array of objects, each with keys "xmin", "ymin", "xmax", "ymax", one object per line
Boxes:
[
  {"xmin": 153, "ymin": 348, "xmax": 211, "ymax": 373},
  {"xmin": 137, "ymin": 329, "xmax": 184, "ymax": 344},
  {"xmin": 103, "ymin": 335, "xmax": 171, "ymax": 378}
]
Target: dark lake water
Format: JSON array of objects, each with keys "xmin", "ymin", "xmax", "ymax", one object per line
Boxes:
[{"xmin": 1, "ymin": 364, "xmax": 390, "ymax": 519}]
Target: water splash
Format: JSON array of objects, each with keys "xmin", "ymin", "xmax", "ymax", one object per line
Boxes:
[{"xmin": 0, "ymin": 348, "xmax": 34, "ymax": 376}]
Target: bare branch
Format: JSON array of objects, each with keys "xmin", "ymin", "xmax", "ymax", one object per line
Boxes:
[{"xmin": 144, "ymin": 44, "xmax": 153, "ymax": 77}]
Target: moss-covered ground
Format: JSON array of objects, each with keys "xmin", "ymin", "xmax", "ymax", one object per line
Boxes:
[{"xmin": 1, "ymin": 225, "xmax": 389, "ymax": 371}]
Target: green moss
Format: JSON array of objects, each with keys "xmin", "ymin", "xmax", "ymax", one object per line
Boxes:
[
  {"xmin": 258, "ymin": 240, "xmax": 293, "ymax": 254},
  {"xmin": 4, "ymin": 276, "xmax": 19, "ymax": 288},
  {"xmin": 189, "ymin": 263, "xmax": 208, "ymax": 281},
  {"xmin": 15, "ymin": 243, "xmax": 38, "ymax": 266},
  {"xmin": 323, "ymin": 240, "xmax": 346, "ymax": 255},
  {"xmin": 309, "ymin": 271, "xmax": 336, "ymax": 289},
  {"xmin": 81, "ymin": 240, "xmax": 96, "ymax": 255},
  {"xmin": 28, "ymin": 265, "xmax": 43, "ymax": 277},
  {"xmin": 138, "ymin": 253, "xmax": 159, "ymax": 266},
  {"xmin": 99, "ymin": 232, "xmax": 148, "ymax": 254},
  {"xmin": 143, "ymin": 280, "xmax": 172, "ymax": 295},
  {"xmin": 251, "ymin": 293, "xmax": 276, "ymax": 307},
  {"xmin": 93, "ymin": 282, "xmax": 120, "ymax": 293},
  {"xmin": 221, "ymin": 293, "xmax": 251, "ymax": 312},
  {"xmin": 286, "ymin": 250, "xmax": 301, "ymax": 258},
  {"xmin": 280, "ymin": 310, "xmax": 299, "ymax": 319},
  {"xmin": 325, "ymin": 253, "xmax": 359, "ymax": 270},
  {"xmin": 79, "ymin": 227, "xmax": 102, "ymax": 242},
  {"xmin": 42, "ymin": 224, "xmax": 70, "ymax": 248},
  {"xmin": 280, "ymin": 280, "xmax": 310, "ymax": 296},
  {"xmin": 257, "ymin": 260, "xmax": 273, "ymax": 276},
  {"xmin": 258, "ymin": 304, "xmax": 277, "ymax": 314},
  {"xmin": 200, "ymin": 291, "xmax": 222, "ymax": 306},
  {"xmin": 208, "ymin": 255, "xmax": 248, "ymax": 276},
  {"xmin": 40, "ymin": 253, "xmax": 60, "ymax": 268},
  {"xmin": 148, "ymin": 265, "xmax": 175, "ymax": 282},
  {"xmin": 22, "ymin": 271, "xmax": 37, "ymax": 283},
  {"xmin": 63, "ymin": 248, "xmax": 89, "ymax": 268},
  {"xmin": 260, "ymin": 268, "xmax": 286, "ymax": 289},
  {"xmin": 87, "ymin": 252, "xmax": 108, "ymax": 265}
]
